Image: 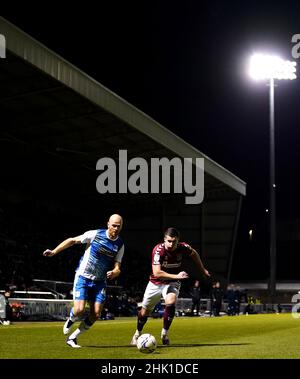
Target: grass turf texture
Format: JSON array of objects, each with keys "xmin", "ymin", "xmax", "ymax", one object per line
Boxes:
[{"xmin": 1, "ymin": 313, "xmax": 300, "ymax": 359}]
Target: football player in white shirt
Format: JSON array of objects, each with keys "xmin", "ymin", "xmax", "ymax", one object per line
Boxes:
[{"xmin": 43, "ymin": 214, "xmax": 124, "ymax": 348}]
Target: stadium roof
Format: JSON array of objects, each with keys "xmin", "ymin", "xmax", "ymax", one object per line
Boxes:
[{"xmin": 0, "ymin": 17, "xmax": 246, "ymax": 282}]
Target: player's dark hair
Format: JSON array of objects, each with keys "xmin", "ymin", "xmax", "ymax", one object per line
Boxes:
[{"xmin": 164, "ymin": 227, "xmax": 180, "ymax": 239}]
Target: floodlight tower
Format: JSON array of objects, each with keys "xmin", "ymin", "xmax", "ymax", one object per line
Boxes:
[{"xmin": 249, "ymin": 54, "xmax": 297, "ymax": 302}]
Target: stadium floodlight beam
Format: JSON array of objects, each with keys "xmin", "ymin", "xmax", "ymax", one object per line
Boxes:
[
  {"xmin": 249, "ymin": 54, "xmax": 297, "ymax": 303},
  {"xmin": 249, "ymin": 54, "xmax": 297, "ymax": 80}
]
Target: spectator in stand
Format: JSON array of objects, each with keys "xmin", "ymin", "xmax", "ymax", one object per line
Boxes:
[
  {"xmin": 234, "ymin": 286, "xmax": 242, "ymax": 315},
  {"xmin": 0, "ymin": 288, "xmax": 13, "ymax": 325},
  {"xmin": 190, "ymin": 280, "xmax": 201, "ymax": 316},
  {"xmin": 226, "ymin": 284, "xmax": 236, "ymax": 316},
  {"xmin": 210, "ymin": 281, "xmax": 224, "ymax": 317},
  {"xmin": 277, "ymin": 304, "xmax": 282, "ymax": 313}
]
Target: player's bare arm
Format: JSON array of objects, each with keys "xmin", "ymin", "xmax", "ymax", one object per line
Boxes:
[
  {"xmin": 190, "ymin": 249, "xmax": 210, "ymax": 277},
  {"xmin": 42, "ymin": 236, "xmax": 82, "ymax": 257},
  {"xmin": 152, "ymin": 264, "xmax": 189, "ymax": 280},
  {"xmin": 107, "ymin": 262, "xmax": 121, "ymax": 280}
]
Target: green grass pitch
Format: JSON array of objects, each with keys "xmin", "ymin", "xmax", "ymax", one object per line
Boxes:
[{"xmin": 1, "ymin": 313, "xmax": 300, "ymax": 359}]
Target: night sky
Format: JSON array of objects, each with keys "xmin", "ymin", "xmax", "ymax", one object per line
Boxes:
[{"xmin": 3, "ymin": 1, "xmax": 300, "ymax": 280}]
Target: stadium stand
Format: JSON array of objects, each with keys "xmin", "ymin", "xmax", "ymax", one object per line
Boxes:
[{"xmin": 0, "ymin": 17, "xmax": 250, "ymax": 320}]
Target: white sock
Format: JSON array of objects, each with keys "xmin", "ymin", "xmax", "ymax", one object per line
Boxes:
[
  {"xmin": 69, "ymin": 327, "xmax": 81, "ymax": 340},
  {"xmin": 69, "ymin": 319, "xmax": 93, "ymax": 340}
]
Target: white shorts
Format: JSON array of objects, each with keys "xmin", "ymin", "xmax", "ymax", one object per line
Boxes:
[{"xmin": 141, "ymin": 281, "xmax": 181, "ymax": 311}]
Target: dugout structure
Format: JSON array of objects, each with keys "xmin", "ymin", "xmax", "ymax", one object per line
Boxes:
[{"xmin": 0, "ymin": 17, "xmax": 246, "ymax": 285}]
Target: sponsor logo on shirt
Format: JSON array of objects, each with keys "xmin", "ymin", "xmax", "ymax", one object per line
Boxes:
[
  {"xmin": 100, "ymin": 247, "xmax": 115, "ymax": 258},
  {"xmin": 162, "ymin": 262, "xmax": 181, "ymax": 268}
]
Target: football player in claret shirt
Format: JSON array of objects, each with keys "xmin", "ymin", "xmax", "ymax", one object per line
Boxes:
[
  {"xmin": 43, "ymin": 214, "xmax": 124, "ymax": 348},
  {"xmin": 130, "ymin": 227, "xmax": 210, "ymax": 346}
]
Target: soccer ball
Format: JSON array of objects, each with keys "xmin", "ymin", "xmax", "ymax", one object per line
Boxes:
[{"xmin": 136, "ymin": 333, "xmax": 157, "ymax": 354}]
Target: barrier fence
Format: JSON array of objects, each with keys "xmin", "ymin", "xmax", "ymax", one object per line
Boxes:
[
  {"xmin": 8, "ymin": 298, "xmax": 73, "ymax": 320},
  {"xmin": 1, "ymin": 296, "xmax": 295, "ymax": 321}
]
